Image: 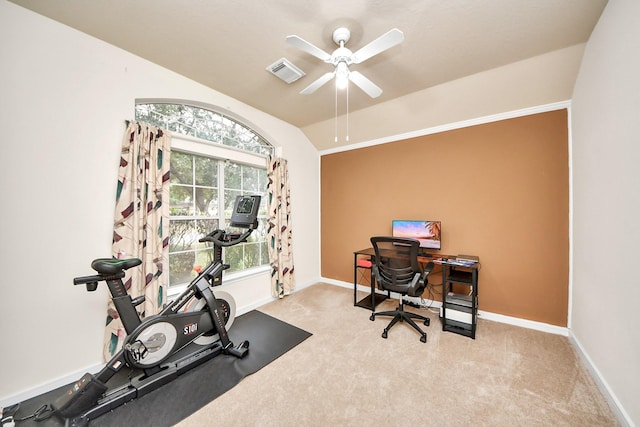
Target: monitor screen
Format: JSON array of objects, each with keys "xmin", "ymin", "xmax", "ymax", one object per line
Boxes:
[{"xmin": 392, "ymin": 220, "xmax": 441, "ymax": 250}]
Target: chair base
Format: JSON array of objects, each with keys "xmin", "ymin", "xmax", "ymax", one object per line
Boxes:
[{"xmin": 370, "ymin": 302, "xmax": 430, "ymax": 343}]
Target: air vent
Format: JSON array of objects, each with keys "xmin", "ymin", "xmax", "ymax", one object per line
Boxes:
[{"xmin": 266, "ymin": 58, "xmax": 305, "ymax": 84}]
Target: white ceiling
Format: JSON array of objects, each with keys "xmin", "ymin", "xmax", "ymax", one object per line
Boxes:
[{"xmin": 11, "ymin": 0, "xmax": 606, "ymax": 137}]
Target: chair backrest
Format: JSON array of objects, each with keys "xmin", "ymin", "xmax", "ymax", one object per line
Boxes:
[{"xmin": 370, "ymin": 236, "xmax": 422, "ymax": 294}]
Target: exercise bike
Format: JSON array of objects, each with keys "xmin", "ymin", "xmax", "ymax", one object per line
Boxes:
[{"xmin": 32, "ymin": 195, "xmax": 261, "ymax": 426}]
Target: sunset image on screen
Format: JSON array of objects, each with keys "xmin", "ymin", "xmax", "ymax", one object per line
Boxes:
[{"xmin": 392, "ymin": 220, "xmax": 441, "ymax": 249}]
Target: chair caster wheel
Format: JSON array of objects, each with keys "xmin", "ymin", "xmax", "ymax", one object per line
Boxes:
[
  {"xmin": 424, "ymin": 318, "xmax": 430, "ymax": 326},
  {"xmin": 369, "ymin": 314, "xmax": 375, "ymax": 321},
  {"xmin": 420, "ymin": 334, "xmax": 427, "ymax": 343},
  {"xmin": 382, "ymin": 331, "xmax": 388, "ymax": 339}
]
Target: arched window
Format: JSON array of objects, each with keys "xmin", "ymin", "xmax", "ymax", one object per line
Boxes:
[{"xmin": 135, "ymin": 102, "xmax": 271, "ymax": 289}]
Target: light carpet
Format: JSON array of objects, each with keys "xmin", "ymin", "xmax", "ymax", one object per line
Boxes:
[{"xmin": 178, "ymin": 283, "xmax": 619, "ymax": 426}]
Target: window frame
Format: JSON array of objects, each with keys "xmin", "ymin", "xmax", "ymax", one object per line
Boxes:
[
  {"xmin": 170, "ymin": 138, "xmax": 270, "ymax": 296},
  {"xmin": 135, "ymin": 101, "xmax": 273, "ymax": 296}
]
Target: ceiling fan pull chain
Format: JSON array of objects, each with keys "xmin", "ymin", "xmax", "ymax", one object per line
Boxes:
[
  {"xmin": 346, "ymin": 83, "xmax": 349, "ymax": 142},
  {"xmin": 334, "ymin": 81, "xmax": 338, "ymax": 143}
]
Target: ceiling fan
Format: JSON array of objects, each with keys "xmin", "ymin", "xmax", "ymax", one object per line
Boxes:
[{"xmin": 286, "ymin": 27, "xmax": 404, "ymax": 98}]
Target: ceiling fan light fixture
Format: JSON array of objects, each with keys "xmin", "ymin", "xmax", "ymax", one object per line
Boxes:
[{"xmin": 335, "ymin": 61, "xmax": 349, "ymax": 90}]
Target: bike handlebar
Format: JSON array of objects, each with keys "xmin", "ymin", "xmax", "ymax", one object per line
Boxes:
[
  {"xmin": 199, "ymin": 228, "xmax": 254, "ymax": 247},
  {"xmin": 72, "ymin": 228, "xmax": 250, "ymax": 291}
]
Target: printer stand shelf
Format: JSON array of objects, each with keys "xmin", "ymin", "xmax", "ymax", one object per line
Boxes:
[{"xmin": 441, "ymin": 262, "xmax": 479, "ymax": 339}]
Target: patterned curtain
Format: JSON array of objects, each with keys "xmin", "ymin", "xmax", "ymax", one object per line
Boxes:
[
  {"xmin": 103, "ymin": 121, "xmax": 171, "ymax": 360},
  {"xmin": 267, "ymin": 156, "xmax": 295, "ymax": 298}
]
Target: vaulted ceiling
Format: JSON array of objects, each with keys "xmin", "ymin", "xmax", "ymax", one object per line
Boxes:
[{"xmin": 11, "ymin": 0, "xmax": 607, "ymax": 144}]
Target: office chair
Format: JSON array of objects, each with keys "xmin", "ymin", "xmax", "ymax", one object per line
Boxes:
[{"xmin": 369, "ymin": 236, "xmax": 434, "ymax": 343}]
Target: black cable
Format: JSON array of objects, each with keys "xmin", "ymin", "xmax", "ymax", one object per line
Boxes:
[
  {"xmin": 11, "ymin": 404, "xmax": 56, "ymax": 422},
  {"xmin": 419, "ymin": 281, "xmax": 443, "ymax": 314}
]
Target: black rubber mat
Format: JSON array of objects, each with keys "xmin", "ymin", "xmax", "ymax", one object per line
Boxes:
[{"xmin": 12, "ymin": 310, "xmax": 312, "ymax": 427}]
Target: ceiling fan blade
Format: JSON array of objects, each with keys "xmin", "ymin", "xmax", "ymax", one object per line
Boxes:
[
  {"xmin": 286, "ymin": 35, "xmax": 332, "ymax": 62},
  {"xmin": 351, "ymin": 28, "xmax": 404, "ymax": 64},
  {"xmin": 349, "ymin": 71, "xmax": 383, "ymax": 98},
  {"xmin": 300, "ymin": 72, "xmax": 335, "ymax": 95}
]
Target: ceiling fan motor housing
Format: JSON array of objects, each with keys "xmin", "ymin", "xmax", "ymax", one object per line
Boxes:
[{"xmin": 332, "ymin": 27, "xmax": 351, "ymax": 45}]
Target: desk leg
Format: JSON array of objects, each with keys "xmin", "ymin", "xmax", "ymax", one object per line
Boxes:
[
  {"xmin": 369, "ymin": 268, "xmax": 376, "ymax": 310},
  {"xmin": 353, "ymin": 253, "xmax": 358, "ymax": 306},
  {"xmin": 354, "ymin": 255, "xmax": 387, "ymax": 311}
]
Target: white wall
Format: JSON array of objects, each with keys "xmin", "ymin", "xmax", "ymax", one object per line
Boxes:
[
  {"xmin": 0, "ymin": 0, "xmax": 319, "ymax": 404},
  {"xmin": 571, "ymin": 0, "xmax": 640, "ymax": 425}
]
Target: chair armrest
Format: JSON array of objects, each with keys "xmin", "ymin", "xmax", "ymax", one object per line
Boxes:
[
  {"xmin": 372, "ymin": 264, "xmax": 380, "ymax": 282},
  {"xmin": 418, "ymin": 261, "xmax": 434, "ymax": 282},
  {"xmin": 407, "ymin": 271, "xmax": 428, "ymax": 297},
  {"xmin": 423, "ymin": 261, "xmax": 435, "ymax": 274}
]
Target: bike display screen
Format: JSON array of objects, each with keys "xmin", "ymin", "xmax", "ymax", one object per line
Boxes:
[
  {"xmin": 230, "ymin": 195, "xmax": 261, "ymax": 228},
  {"xmin": 236, "ymin": 196, "xmax": 255, "ymax": 214}
]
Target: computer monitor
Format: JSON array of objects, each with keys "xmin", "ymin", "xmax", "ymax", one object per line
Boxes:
[{"xmin": 391, "ymin": 220, "xmax": 441, "ymax": 250}]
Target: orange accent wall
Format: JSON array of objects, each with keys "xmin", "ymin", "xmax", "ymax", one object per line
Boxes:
[{"xmin": 321, "ymin": 110, "xmax": 569, "ymax": 326}]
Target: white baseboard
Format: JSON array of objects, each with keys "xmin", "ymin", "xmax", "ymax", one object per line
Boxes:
[
  {"xmin": 325, "ymin": 278, "xmax": 632, "ymax": 426},
  {"xmin": 4, "ymin": 278, "xmax": 606, "ymax": 415},
  {"xmin": 477, "ymin": 310, "xmax": 568, "ymax": 336},
  {"xmin": 324, "ymin": 278, "xmax": 568, "ymax": 335},
  {"xmin": 1, "ymin": 279, "xmax": 324, "ymax": 408},
  {"xmin": 568, "ymin": 333, "xmax": 633, "ymax": 427}
]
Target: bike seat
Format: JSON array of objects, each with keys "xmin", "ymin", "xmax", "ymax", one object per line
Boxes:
[{"xmin": 91, "ymin": 258, "xmax": 142, "ymax": 275}]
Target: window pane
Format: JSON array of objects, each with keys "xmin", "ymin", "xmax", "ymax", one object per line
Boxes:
[
  {"xmin": 243, "ymin": 242, "xmax": 261, "ymax": 268},
  {"xmin": 194, "ymin": 155, "xmax": 217, "ymax": 187},
  {"xmin": 169, "ymin": 219, "xmax": 198, "ymax": 252},
  {"xmin": 170, "ymin": 152, "xmax": 193, "ymax": 185},
  {"xmin": 194, "ymin": 248, "xmax": 215, "ymax": 273},
  {"xmin": 245, "ymin": 218, "xmax": 266, "ymax": 243},
  {"xmin": 257, "ymin": 168, "xmax": 267, "ymax": 192},
  {"xmin": 259, "ymin": 195, "xmax": 268, "ymax": 217},
  {"xmin": 243, "ymin": 167, "xmax": 260, "ymax": 192},
  {"xmin": 260, "ymin": 242, "xmax": 269, "ymax": 265},
  {"xmin": 224, "ymin": 162, "xmax": 242, "ymax": 190},
  {"xmin": 195, "ymin": 218, "xmax": 218, "ymax": 238},
  {"xmin": 195, "ymin": 188, "xmax": 218, "ymax": 216},
  {"xmin": 170, "ymin": 252, "xmax": 195, "ymax": 285},
  {"xmin": 225, "ymin": 245, "xmax": 243, "ymax": 272},
  {"xmin": 135, "ymin": 103, "xmax": 272, "ymax": 155},
  {"xmin": 223, "ymin": 136, "xmax": 242, "ymax": 149},
  {"xmin": 224, "ymin": 189, "xmax": 242, "ymax": 219},
  {"xmin": 170, "ymin": 185, "xmax": 194, "ymax": 216}
]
